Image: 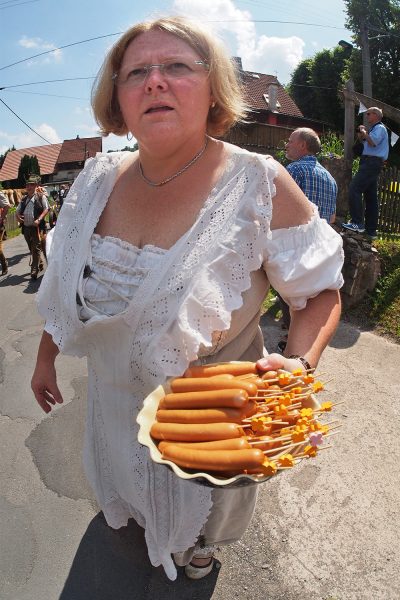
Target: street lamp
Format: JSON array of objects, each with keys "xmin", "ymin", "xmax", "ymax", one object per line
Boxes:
[{"xmin": 338, "ymin": 40, "xmax": 353, "ymax": 52}]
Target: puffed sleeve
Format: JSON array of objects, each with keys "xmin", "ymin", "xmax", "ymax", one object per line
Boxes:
[{"xmin": 262, "ymin": 205, "xmax": 344, "ymax": 310}]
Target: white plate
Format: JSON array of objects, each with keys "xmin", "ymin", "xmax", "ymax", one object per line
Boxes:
[{"xmin": 137, "ymin": 383, "xmax": 273, "ymax": 488}]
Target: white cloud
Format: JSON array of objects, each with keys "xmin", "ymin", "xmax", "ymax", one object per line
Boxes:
[
  {"xmin": 172, "ymin": 0, "xmax": 305, "ymax": 83},
  {"xmin": 75, "ymin": 123, "xmax": 99, "ymax": 134},
  {"xmin": 18, "ymin": 36, "xmax": 62, "ymax": 64},
  {"xmin": 0, "ymin": 124, "xmax": 61, "ymax": 150},
  {"xmin": 74, "ymin": 106, "xmax": 92, "ymax": 116}
]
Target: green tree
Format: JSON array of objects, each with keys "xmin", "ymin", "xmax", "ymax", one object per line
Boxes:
[
  {"xmin": 343, "ymin": 0, "xmax": 400, "ymax": 109},
  {"xmin": 288, "ymin": 1, "xmax": 400, "ymax": 137},
  {"xmin": 0, "ymin": 145, "xmax": 16, "ymax": 169},
  {"xmin": 287, "ymin": 59, "xmax": 316, "ymax": 116},
  {"xmin": 312, "ymin": 48, "xmax": 349, "ymax": 129},
  {"xmin": 16, "ymin": 154, "xmax": 41, "ymax": 187},
  {"xmin": 288, "ymin": 47, "xmax": 349, "ymax": 131},
  {"xmin": 107, "ymin": 143, "xmax": 138, "ymax": 153}
]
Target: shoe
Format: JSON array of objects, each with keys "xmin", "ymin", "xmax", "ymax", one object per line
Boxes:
[
  {"xmin": 365, "ymin": 233, "xmax": 378, "ymax": 240},
  {"xmin": 342, "ymin": 222, "xmax": 365, "ymax": 233},
  {"xmin": 277, "ymin": 340, "xmax": 287, "ymax": 353},
  {"xmin": 1, "ymin": 265, "xmax": 8, "ymax": 276},
  {"xmin": 185, "ymin": 557, "xmax": 215, "ymax": 580},
  {"xmin": 31, "ymin": 271, "xmax": 38, "ymax": 280},
  {"xmin": 277, "ymin": 334, "xmax": 288, "ymax": 353}
]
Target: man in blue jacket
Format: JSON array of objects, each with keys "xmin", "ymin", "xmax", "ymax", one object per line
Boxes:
[{"xmin": 343, "ymin": 107, "xmax": 389, "ymax": 239}]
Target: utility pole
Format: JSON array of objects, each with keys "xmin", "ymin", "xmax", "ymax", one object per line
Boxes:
[
  {"xmin": 343, "ymin": 79, "xmax": 356, "ymax": 162},
  {"xmin": 360, "ymin": 18, "xmax": 372, "ymax": 97}
]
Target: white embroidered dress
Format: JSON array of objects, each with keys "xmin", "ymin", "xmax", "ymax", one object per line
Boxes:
[{"xmin": 37, "ymin": 147, "xmax": 343, "ymax": 580}]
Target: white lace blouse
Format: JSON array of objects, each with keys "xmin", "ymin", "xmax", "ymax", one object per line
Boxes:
[
  {"xmin": 77, "ymin": 235, "xmax": 167, "ymax": 320},
  {"xmin": 37, "ymin": 147, "xmax": 344, "ymax": 580}
]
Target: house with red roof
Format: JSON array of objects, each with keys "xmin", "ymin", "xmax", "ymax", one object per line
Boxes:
[
  {"xmin": 0, "ymin": 136, "xmax": 102, "ymax": 187},
  {"xmin": 225, "ymin": 58, "xmax": 334, "ymax": 153}
]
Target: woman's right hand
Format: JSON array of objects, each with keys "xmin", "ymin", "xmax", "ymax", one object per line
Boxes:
[
  {"xmin": 31, "ymin": 361, "xmax": 64, "ymax": 413},
  {"xmin": 31, "ymin": 331, "xmax": 63, "ymax": 413}
]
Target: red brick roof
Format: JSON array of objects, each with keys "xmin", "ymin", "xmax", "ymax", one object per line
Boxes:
[
  {"xmin": 0, "ymin": 143, "xmax": 62, "ymax": 182},
  {"xmin": 57, "ymin": 136, "xmax": 102, "ymax": 164},
  {"xmin": 0, "ymin": 136, "xmax": 103, "ymax": 182},
  {"xmin": 242, "ymin": 72, "xmax": 303, "ymax": 117}
]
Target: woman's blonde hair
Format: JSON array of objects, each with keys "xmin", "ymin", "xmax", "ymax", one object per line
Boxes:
[{"xmin": 91, "ymin": 15, "xmax": 248, "ymax": 138}]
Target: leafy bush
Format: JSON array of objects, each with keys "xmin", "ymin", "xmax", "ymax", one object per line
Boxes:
[
  {"xmin": 370, "ymin": 239, "xmax": 400, "ymax": 339},
  {"xmin": 319, "ymin": 132, "xmax": 344, "ymax": 159}
]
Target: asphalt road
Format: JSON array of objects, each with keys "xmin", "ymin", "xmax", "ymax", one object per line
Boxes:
[{"xmin": 1, "ymin": 234, "xmax": 399, "ymax": 600}]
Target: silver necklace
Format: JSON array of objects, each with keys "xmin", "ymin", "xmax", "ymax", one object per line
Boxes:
[{"xmin": 138, "ymin": 137, "xmax": 209, "ymax": 187}]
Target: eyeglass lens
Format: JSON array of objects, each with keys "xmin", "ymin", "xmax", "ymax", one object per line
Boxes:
[{"xmin": 115, "ymin": 60, "xmax": 208, "ymax": 87}]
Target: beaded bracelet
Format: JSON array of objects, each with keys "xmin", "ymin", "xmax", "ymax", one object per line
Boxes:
[{"xmin": 288, "ymin": 355, "xmax": 312, "ymax": 371}]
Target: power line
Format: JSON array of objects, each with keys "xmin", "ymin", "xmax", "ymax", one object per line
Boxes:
[
  {"xmin": 0, "ymin": 97, "xmax": 51, "ymax": 143},
  {"xmin": 0, "ymin": 19, "xmax": 348, "ymax": 72},
  {"xmin": 289, "ymin": 83, "xmax": 340, "ymax": 91},
  {"xmin": 3, "ymin": 89, "xmax": 87, "ymax": 100},
  {"xmin": 209, "ymin": 19, "xmax": 346, "ymax": 30},
  {"xmin": 0, "ymin": 33, "xmax": 122, "ymax": 71},
  {"xmin": 0, "ymin": 0, "xmax": 27, "ymax": 5},
  {"xmin": 0, "ymin": 0, "xmax": 39, "ymax": 9},
  {"xmin": 0, "ymin": 76, "xmax": 94, "ymax": 89}
]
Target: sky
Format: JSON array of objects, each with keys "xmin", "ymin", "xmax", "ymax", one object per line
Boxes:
[{"xmin": 0, "ymin": 0, "xmax": 350, "ymax": 155}]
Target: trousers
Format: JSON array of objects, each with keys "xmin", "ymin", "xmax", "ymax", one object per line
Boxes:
[
  {"xmin": 348, "ymin": 156, "xmax": 383, "ymax": 236},
  {"xmin": 23, "ymin": 225, "xmax": 44, "ymax": 274},
  {"xmin": 0, "ymin": 225, "xmax": 7, "ymax": 273}
]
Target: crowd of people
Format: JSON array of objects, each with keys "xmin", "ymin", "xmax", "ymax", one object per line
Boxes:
[
  {"xmin": 1, "ymin": 179, "xmax": 69, "ymax": 279},
  {"xmin": 0, "ymin": 12, "xmax": 389, "ymax": 584}
]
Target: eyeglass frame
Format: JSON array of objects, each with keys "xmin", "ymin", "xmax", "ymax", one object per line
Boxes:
[{"xmin": 112, "ymin": 59, "xmax": 210, "ymax": 88}]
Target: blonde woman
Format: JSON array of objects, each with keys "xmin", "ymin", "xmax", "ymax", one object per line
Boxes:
[{"xmin": 32, "ymin": 16, "xmax": 343, "ymax": 581}]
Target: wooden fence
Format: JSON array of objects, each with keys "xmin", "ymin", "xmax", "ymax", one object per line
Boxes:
[
  {"xmin": 224, "ymin": 122, "xmax": 293, "ymax": 155},
  {"xmin": 4, "ymin": 211, "xmax": 19, "ymax": 234},
  {"xmin": 378, "ymin": 165, "xmax": 400, "ymax": 233}
]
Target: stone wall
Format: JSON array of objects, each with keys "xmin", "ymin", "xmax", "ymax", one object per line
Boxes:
[
  {"xmin": 320, "ymin": 157, "xmax": 353, "ymax": 218},
  {"xmin": 339, "ymin": 230, "xmax": 381, "ymax": 309}
]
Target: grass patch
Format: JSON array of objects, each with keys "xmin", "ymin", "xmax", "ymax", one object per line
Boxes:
[{"xmin": 5, "ymin": 227, "xmax": 21, "ymax": 240}]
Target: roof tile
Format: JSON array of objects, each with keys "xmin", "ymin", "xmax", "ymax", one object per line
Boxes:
[
  {"xmin": 242, "ymin": 72, "xmax": 303, "ymax": 117},
  {"xmin": 57, "ymin": 137, "xmax": 102, "ymax": 164},
  {"xmin": 0, "ymin": 143, "xmax": 62, "ymax": 182},
  {"xmin": 0, "ymin": 136, "xmax": 103, "ymax": 182}
]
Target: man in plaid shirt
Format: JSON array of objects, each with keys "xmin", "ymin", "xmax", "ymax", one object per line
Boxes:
[{"xmin": 285, "ymin": 127, "xmax": 337, "ymax": 223}]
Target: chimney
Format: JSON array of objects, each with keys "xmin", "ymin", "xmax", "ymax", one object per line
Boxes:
[
  {"xmin": 231, "ymin": 56, "xmax": 243, "ymax": 71},
  {"xmin": 268, "ymin": 83, "xmax": 279, "ymax": 112}
]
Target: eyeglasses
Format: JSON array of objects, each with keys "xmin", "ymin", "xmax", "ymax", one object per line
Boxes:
[{"xmin": 112, "ymin": 59, "xmax": 209, "ymax": 88}]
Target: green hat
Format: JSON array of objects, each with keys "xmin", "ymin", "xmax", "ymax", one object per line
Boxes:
[{"xmin": 26, "ymin": 174, "xmax": 41, "ymax": 184}]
